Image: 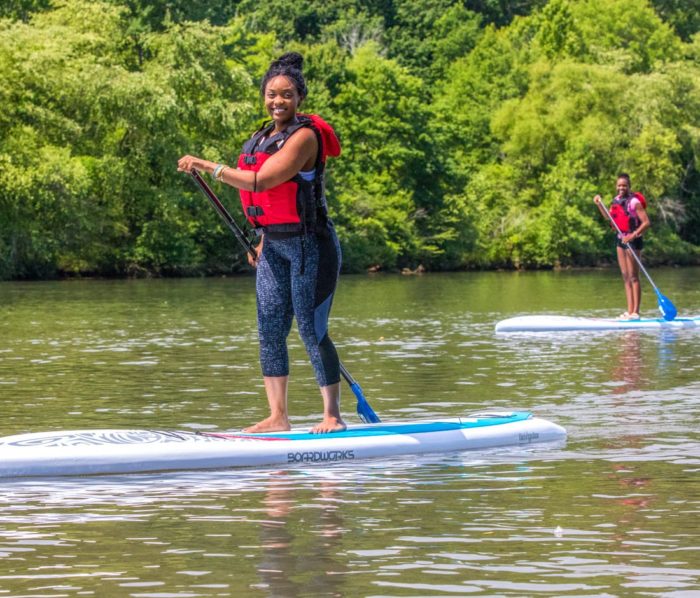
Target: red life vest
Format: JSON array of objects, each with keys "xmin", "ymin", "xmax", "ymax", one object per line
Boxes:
[
  {"xmin": 237, "ymin": 114, "xmax": 341, "ymax": 234},
  {"xmin": 609, "ymin": 192, "xmax": 646, "ymax": 233}
]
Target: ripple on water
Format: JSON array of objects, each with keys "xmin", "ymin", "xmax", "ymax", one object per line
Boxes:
[{"xmin": 0, "ymin": 273, "xmax": 698, "ymax": 596}]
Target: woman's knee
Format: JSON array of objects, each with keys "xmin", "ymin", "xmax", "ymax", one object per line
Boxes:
[{"xmin": 296, "ymin": 319, "xmax": 320, "ymax": 352}]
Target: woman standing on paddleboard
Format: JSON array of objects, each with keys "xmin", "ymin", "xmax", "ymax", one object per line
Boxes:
[
  {"xmin": 594, "ymin": 173, "xmax": 650, "ymax": 320},
  {"xmin": 177, "ymin": 52, "xmax": 345, "ymax": 434}
]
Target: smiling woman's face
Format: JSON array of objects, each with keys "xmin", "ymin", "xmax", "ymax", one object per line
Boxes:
[
  {"xmin": 264, "ymin": 75, "xmax": 303, "ymax": 127},
  {"xmin": 616, "ymin": 177, "xmax": 630, "ymax": 197}
]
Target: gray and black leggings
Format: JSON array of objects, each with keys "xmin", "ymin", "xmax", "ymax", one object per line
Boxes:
[{"xmin": 256, "ymin": 225, "xmax": 341, "ymax": 387}]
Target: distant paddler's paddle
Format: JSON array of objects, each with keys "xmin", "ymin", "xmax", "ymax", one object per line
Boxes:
[
  {"xmin": 595, "ymin": 197, "xmax": 677, "ymax": 321},
  {"xmin": 188, "ymin": 168, "xmax": 381, "ymax": 423}
]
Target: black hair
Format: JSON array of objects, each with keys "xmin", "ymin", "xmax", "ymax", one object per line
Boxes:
[
  {"xmin": 260, "ymin": 52, "xmax": 307, "ymax": 100},
  {"xmin": 617, "ymin": 172, "xmax": 631, "ymax": 184}
]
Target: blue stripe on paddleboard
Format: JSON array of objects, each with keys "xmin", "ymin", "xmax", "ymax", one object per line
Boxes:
[{"xmin": 237, "ymin": 412, "xmax": 531, "ymax": 441}]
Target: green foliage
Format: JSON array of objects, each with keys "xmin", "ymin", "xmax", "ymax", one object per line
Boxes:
[
  {"xmin": 326, "ymin": 43, "xmax": 456, "ymax": 270},
  {"xmin": 431, "ymin": 25, "xmax": 529, "ymax": 182},
  {"xmin": 434, "ymin": 0, "xmax": 698, "ymax": 270},
  {"xmin": 532, "ymin": 0, "xmax": 588, "ymax": 60},
  {"xmin": 0, "ymin": 0, "xmax": 698, "ymax": 279},
  {"xmin": 570, "ymin": 0, "xmax": 681, "ymax": 73},
  {"xmin": 382, "ymin": 0, "xmax": 482, "ymax": 78},
  {"xmin": 464, "ymin": 0, "xmax": 548, "ymax": 26},
  {"xmin": 649, "ymin": 0, "xmax": 700, "ymax": 41},
  {"xmin": 0, "ymin": 0, "xmax": 256, "ymax": 278},
  {"xmin": 0, "ymin": 0, "xmax": 51, "ymax": 22}
]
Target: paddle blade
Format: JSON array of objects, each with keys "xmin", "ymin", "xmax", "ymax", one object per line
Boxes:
[
  {"xmin": 349, "ymin": 382, "xmax": 381, "ymax": 423},
  {"xmin": 656, "ymin": 291, "xmax": 677, "ymax": 321}
]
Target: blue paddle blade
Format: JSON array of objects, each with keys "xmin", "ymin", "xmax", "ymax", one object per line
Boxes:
[
  {"xmin": 350, "ymin": 382, "xmax": 381, "ymax": 423},
  {"xmin": 656, "ymin": 291, "xmax": 677, "ymax": 321}
]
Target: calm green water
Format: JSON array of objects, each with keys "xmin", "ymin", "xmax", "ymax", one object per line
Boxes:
[{"xmin": 1, "ymin": 268, "xmax": 699, "ymax": 597}]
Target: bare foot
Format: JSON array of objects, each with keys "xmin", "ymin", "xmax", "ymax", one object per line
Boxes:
[
  {"xmin": 310, "ymin": 417, "xmax": 346, "ymax": 434},
  {"xmin": 243, "ymin": 416, "xmax": 291, "ymax": 433}
]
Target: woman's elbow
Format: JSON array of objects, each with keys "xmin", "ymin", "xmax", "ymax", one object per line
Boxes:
[{"xmin": 253, "ymin": 174, "xmax": 273, "ymax": 192}]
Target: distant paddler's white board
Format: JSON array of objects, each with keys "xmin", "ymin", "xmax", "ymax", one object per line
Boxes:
[
  {"xmin": 0, "ymin": 411, "xmax": 566, "ymax": 478},
  {"xmin": 495, "ymin": 314, "xmax": 700, "ymax": 333}
]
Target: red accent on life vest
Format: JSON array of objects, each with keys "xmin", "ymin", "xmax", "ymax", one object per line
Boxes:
[
  {"xmin": 299, "ymin": 113, "xmax": 341, "ymax": 160},
  {"xmin": 609, "ymin": 192, "xmax": 645, "ymax": 233},
  {"xmin": 237, "ymin": 114, "xmax": 340, "ymax": 233}
]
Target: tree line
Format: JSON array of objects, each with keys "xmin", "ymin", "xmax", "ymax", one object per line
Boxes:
[{"xmin": 1, "ymin": 0, "xmax": 698, "ymax": 278}]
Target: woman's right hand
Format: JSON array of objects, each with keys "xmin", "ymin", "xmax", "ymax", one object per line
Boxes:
[
  {"xmin": 177, "ymin": 155, "xmax": 210, "ymax": 173},
  {"xmin": 593, "ymin": 194, "xmax": 602, "ymax": 205}
]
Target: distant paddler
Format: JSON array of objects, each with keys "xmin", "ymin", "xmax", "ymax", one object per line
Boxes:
[{"xmin": 594, "ymin": 173, "xmax": 650, "ymax": 320}]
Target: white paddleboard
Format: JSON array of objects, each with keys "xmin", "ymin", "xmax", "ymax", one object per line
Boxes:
[
  {"xmin": 0, "ymin": 411, "xmax": 566, "ymax": 478},
  {"xmin": 495, "ymin": 314, "xmax": 700, "ymax": 333}
]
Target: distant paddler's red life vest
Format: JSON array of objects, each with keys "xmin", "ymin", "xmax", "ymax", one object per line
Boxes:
[
  {"xmin": 609, "ymin": 192, "xmax": 646, "ymax": 233},
  {"xmin": 237, "ymin": 114, "xmax": 341, "ymax": 234}
]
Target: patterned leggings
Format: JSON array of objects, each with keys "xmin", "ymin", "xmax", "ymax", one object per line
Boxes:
[{"xmin": 255, "ymin": 226, "xmax": 341, "ymax": 387}]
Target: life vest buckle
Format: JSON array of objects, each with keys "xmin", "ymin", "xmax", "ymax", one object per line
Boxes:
[
  {"xmin": 246, "ymin": 206, "xmax": 265, "ymax": 216},
  {"xmin": 244, "ymin": 155, "xmax": 257, "ymax": 165}
]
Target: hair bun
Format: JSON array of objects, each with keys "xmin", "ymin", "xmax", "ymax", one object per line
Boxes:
[
  {"xmin": 274, "ymin": 52, "xmax": 304, "ymax": 71},
  {"xmin": 260, "ymin": 51, "xmax": 308, "ymax": 99}
]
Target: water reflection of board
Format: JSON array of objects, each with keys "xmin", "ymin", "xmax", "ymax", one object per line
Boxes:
[
  {"xmin": 495, "ymin": 315, "xmax": 700, "ymax": 333},
  {"xmin": 0, "ymin": 411, "xmax": 566, "ymax": 478}
]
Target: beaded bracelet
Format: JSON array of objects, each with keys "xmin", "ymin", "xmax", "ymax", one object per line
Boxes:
[{"xmin": 212, "ymin": 164, "xmax": 225, "ymax": 180}]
